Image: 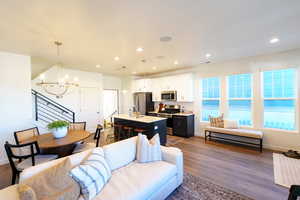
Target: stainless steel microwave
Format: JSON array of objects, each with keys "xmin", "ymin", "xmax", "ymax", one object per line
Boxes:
[{"xmin": 161, "ymin": 91, "xmax": 177, "ymax": 101}]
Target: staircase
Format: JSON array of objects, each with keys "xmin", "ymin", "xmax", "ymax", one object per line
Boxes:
[{"xmin": 32, "ymin": 89, "xmax": 75, "ymax": 128}]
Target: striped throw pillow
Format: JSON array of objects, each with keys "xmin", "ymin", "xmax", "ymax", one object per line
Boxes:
[
  {"xmin": 69, "ymin": 148, "xmax": 111, "ymax": 200},
  {"xmin": 209, "ymin": 114, "xmax": 224, "ymax": 128}
]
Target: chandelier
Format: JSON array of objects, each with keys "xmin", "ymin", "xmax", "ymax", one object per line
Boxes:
[{"xmin": 37, "ymin": 41, "xmax": 79, "ymax": 98}]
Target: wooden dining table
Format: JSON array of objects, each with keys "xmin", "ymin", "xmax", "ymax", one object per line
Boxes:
[{"xmin": 22, "ymin": 130, "xmax": 91, "ymax": 157}]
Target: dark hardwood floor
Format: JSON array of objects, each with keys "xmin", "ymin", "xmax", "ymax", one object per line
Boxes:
[
  {"xmin": 0, "ymin": 132, "xmax": 289, "ymax": 200},
  {"xmin": 168, "ymin": 136, "xmax": 288, "ymax": 200}
]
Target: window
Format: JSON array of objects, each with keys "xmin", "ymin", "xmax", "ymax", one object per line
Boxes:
[
  {"xmin": 263, "ymin": 69, "xmax": 296, "ymax": 130},
  {"xmin": 202, "ymin": 77, "xmax": 220, "ymax": 121},
  {"xmin": 228, "ymin": 74, "xmax": 252, "ymax": 126}
]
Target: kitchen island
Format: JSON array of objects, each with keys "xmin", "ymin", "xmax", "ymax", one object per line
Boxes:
[{"xmin": 113, "ymin": 114, "xmax": 167, "ymax": 145}]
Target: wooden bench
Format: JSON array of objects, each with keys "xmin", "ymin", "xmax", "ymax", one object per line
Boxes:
[{"xmin": 204, "ymin": 126, "xmax": 263, "ymax": 152}]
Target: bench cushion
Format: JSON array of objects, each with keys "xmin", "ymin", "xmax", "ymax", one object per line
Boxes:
[{"xmin": 205, "ymin": 127, "xmax": 263, "ymax": 139}]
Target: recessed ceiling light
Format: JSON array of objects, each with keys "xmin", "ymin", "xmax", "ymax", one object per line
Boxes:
[
  {"xmin": 160, "ymin": 36, "xmax": 172, "ymax": 42},
  {"xmin": 136, "ymin": 47, "xmax": 144, "ymax": 52},
  {"xmin": 114, "ymin": 56, "xmax": 120, "ymax": 61},
  {"xmin": 96, "ymin": 64, "xmax": 101, "ymax": 68},
  {"xmin": 174, "ymin": 60, "xmax": 179, "ymax": 65},
  {"xmin": 152, "ymin": 66, "xmax": 157, "ymax": 70},
  {"xmin": 270, "ymin": 37, "xmax": 279, "ymax": 44},
  {"xmin": 132, "ymin": 71, "xmax": 137, "ymax": 74},
  {"xmin": 205, "ymin": 53, "xmax": 212, "ymax": 58}
]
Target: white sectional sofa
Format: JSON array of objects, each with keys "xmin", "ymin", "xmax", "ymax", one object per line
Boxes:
[{"xmin": 0, "ymin": 136, "xmax": 183, "ymax": 200}]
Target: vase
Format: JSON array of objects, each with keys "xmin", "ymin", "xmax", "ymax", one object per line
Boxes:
[{"xmin": 52, "ymin": 126, "xmax": 68, "ymax": 139}]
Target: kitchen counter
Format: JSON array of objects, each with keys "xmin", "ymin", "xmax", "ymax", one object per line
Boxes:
[
  {"xmin": 148, "ymin": 111, "xmax": 194, "ymax": 116},
  {"xmin": 114, "ymin": 114, "xmax": 167, "ymax": 145},
  {"xmin": 114, "ymin": 114, "xmax": 166, "ymax": 123}
]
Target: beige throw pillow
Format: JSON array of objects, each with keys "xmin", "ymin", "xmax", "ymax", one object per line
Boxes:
[
  {"xmin": 18, "ymin": 184, "xmax": 37, "ymax": 200},
  {"xmin": 20, "ymin": 158, "xmax": 80, "ymax": 200},
  {"xmin": 209, "ymin": 114, "xmax": 224, "ymax": 128},
  {"xmin": 224, "ymin": 119, "xmax": 239, "ymax": 129},
  {"xmin": 137, "ymin": 133, "xmax": 162, "ymax": 163}
]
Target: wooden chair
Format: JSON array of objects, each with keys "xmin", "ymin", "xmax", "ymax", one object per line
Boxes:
[
  {"xmin": 68, "ymin": 122, "xmax": 86, "ymax": 131},
  {"xmin": 73, "ymin": 124, "xmax": 102, "ymax": 153},
  {"xmin": 4, "ymin": 141, "xmax": 58, "ymax": 184},
  {"xmin": 14, "ymin": 127, "xmax": 40, "ymax": 145}
]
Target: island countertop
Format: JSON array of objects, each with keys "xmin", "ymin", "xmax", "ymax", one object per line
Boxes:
[{"xmin": 113, "ymin": 114, "xmax": 166, "ymax": 123}]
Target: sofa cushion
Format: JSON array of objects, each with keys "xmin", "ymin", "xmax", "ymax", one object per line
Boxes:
[
  {"xmin": 103, "ymin": 137, "xmax": 137, "ymax": 171},
  {"xmin": 70, "ymin": 148, "xmax": 111, "ymax": 200},
  {"xmin": 89, "ymin": 161, "xmax": 177, "ymax": 200},
  {"xmin": 205, "ymin": 126, "xmax": 263, "ymax": 139}
]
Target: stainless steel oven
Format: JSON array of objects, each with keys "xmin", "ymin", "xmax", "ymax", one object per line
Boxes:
[{"xmin": 161, "ymin": 91, "xmax": 177, "ymax": 101}]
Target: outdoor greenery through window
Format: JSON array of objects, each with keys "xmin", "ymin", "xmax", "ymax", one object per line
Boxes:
[
  {"xmin": 263, "ymin": 69, "xmax": 296, "ymax": 130},
  {"xmin": 202, "ymin": 77, "xmax": 220, "ymax": 121},
  {"xmin": 228, "ymin": 74, "xmax": 252, "ymax": 126}
]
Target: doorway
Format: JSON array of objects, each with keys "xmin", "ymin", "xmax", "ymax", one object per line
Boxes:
[{"xmin": 103, "ymin": 89, "xmax": 119, "ymax": 121}]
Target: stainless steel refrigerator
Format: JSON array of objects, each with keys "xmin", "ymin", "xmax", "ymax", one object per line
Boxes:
[{"xmin": 133, "ymin": 92, "xmax": 154, "ymax": 115}]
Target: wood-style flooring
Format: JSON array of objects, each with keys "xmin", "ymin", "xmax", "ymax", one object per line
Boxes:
[{"xmin": 0, "ymin": 132, "xmax": 289, "ymax": 200}]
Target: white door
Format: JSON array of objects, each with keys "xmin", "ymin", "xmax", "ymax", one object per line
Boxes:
[
  {"xmin": 103, "ymin": 90, "xmax": 119, "ymax": 120},
  {"xmin": 79, "ymin": 87, "xmax": 102, "ymax": 132}
]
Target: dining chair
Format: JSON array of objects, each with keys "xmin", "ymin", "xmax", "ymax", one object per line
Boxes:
[
  {"xmin": 14, "ymin": 127, "xmax": 40, "ymax": 145},
  {"xmin": 68, "ymin": 122, "xmax": 86, "ymax": 131},
  {"xmin": 4, "ymin": 141, "xmax": 58, "ymax": 184},
  {"xmin": 73, "ymin": 124, "xmax": 102, "ymax": 153}
]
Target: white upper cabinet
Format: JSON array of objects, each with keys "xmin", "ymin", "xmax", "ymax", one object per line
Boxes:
[
  {"xmin": 134, "ymin": 73, "xmax": 194, "ymax": 102},
  {"xmin": 176, "ymin": 74, "xmax": 194, "ymax": 102},
  {"xmin": 132, "ymin": 79, "xmax": 152, "ymax": 93}
]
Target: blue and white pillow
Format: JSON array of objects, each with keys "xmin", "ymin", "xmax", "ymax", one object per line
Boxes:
[{"xmin": 69, "ymin": 148, "xmax": 111, "ymax": 200}]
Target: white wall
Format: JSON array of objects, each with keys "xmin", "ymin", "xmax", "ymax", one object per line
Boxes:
[
  {"xmin": 194, "ymin": 49, "xmax": 300, "ymax": 151},
  {"xmin": 0, "ymin": 52, "xmax": 32, "ymax": 164},
  {"xmin": 32, "ymin": 66, "xmax": 103, "ymax": 132}
]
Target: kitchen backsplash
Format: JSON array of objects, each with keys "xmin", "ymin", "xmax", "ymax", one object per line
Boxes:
[{"xmin": 154, "ymin": 101, "xmax": 194, "ymax": 113}]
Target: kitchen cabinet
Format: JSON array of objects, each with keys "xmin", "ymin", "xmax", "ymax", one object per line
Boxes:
[
  {"xmin": 176, "ymin": 74, "xmax": 194, "ymax": 102},
  {"xmin": 132, "ymin": 79, "xmax": 152, "ymax": 93},
  {"xmin": 173, "ymin": 114, "xmax": 195, "ymax": 138},
  {"xmin": 132, "ymin": 73, "xmax": 194, "ymax": 102}
]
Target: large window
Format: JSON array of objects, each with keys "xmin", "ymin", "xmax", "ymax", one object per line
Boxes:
[
  {"xmin": 263, "ymin": 69, "xmax": 296, "ymax": 130},
  {"xmin": 228, "ymin": 74, "xmax": 252, "ymax": 126},
  {"xmin": 202, "ymin": 77, "xmax": 220, "ymax": 121}
]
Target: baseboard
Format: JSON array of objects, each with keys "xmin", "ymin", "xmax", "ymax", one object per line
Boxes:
[{"xmin": 0, "ymin": 158, "xmax": 8, "ymax": 166}]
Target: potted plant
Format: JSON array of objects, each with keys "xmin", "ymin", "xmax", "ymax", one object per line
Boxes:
[{"xmin": 47, "ymin": 120, "xmax": 69, "ymax": 139}]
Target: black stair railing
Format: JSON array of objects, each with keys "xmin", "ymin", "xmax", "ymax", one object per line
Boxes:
[{"xmin": 32, "ymin": 89, "xmax": 75, "ymax": 124}]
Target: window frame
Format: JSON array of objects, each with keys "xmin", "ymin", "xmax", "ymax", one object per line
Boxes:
[
  {"xmin": 262, "ymin": 68, "xmax": 298, "ymax": 131},
  {"xmin": 201, "ymin": 77, "xmax": 221, "ymax": 122},
  {"xmin": 226, "ymin": 73, "xmax": 253, "ymax": 127}
]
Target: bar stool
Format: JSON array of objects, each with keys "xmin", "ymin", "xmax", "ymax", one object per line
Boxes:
[
  {"xmin": 123, "ymin": 126, "xmax": 134, "ymax": 139},
  {"xmin": 114, "ymin": 124, "xmax": 123, "ymax": 141},
  {"xmin": 134, "ymin": 128, "xmax": 146, "ymax": 137}
]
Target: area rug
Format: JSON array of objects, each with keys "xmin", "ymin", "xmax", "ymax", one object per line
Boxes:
[
  {"xmin": 273, "ymin": 153, "xmax": 300, "ymax": 188},
  {"xmin": 167, "ymin": 173, "xmax": 253, "ymax": 200}
]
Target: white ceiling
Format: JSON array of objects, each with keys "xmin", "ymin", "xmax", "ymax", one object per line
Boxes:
[{"xmin": 0, "ymin": 0, "xmax": 300, "ymax": 76}]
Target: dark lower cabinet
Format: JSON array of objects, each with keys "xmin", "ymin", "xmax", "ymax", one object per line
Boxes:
[{"xmin": 173, "ymin": 115, "xmax": 194, "ymax": 138}]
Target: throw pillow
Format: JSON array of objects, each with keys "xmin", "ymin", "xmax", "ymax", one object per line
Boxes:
[
  {"xmin": 20, "ymin": 158, "xmax": 80, "ymax": 200},
  {"xmin": 136, "ymin": 133, "xmax": 162, "ymax": 163},
  {"xmin": 209, "ymin": 114, "xmax": 224, "ymax": 128},
  {"xmin": 224, "ymin": 119, "xmax": 239, "ymax": 129},
  {"xmin": 18, "ymin": 184, "xmax": 37, "ymax": 200},
  {"xmin": 69, "ymin": 148, "xmax": 111, "ymax": 200}
]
